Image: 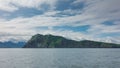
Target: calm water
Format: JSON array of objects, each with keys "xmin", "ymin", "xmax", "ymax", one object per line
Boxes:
[{"xmin": 0, "ymin": 49, "xmax": 120, "ymax": 68}]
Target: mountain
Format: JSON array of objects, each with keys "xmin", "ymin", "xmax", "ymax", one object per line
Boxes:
[
  {"xmin": 23, "ymin": 34, "xmax": 120, "ymax": 48},
  {"xmin": 0, "ymin": 41, "xmax": 25, "ymax": 48}
]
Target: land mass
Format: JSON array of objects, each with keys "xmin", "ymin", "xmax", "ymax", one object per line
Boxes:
[
  {"xmin": 0, "ymin": 41, "xmax": 25, "ymax": 48},
  {"xmin": 23, "ymin": 34, "xmax": 120, "ymax": 48}
]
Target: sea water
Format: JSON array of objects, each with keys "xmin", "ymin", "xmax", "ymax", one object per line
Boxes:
[{"xmin": 0, "ymin": 48, "xmax": 120, "ymax": 68}]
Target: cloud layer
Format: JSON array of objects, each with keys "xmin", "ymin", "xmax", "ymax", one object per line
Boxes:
[{"xmin": 0, "ymin": 0, "xmax": 120, "ymax": 44}]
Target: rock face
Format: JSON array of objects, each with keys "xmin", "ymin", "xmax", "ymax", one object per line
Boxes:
[{"xmin": 23, "ymin": 34, "xmax": 120, "ymax": 48}]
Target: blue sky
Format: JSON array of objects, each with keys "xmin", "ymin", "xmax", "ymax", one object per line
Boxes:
[{"xmin": 0, "ymin": 0, "xmax": 120, "ymax": 44}]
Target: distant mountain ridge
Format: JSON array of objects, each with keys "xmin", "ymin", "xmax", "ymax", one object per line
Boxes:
[
  {"xmin": 0, "ymin": 41, "xmax": 25, "ymax": 48},
  {"xmin": 23, "ymin": 34, "xmax": 120, "ymax": 48}
]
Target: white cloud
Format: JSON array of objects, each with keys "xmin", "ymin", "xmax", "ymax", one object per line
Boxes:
[
  {"xmin": 0, "ymin": 0, "xmax": 57, "ymax": 12},
  {"xmin": 0, "ymin": 35, "xmax": 30, "ymax": 43},
  {"xmin": 72, "ymin": 0, "xmax": 85, "ymax": 5},
  {"xmin": 43, "ymin": 11, "xmax": 61, "ymax": 16},
  {"xmin": 0, "ymin": 0, "xmax": 120, "ymax": 44}
]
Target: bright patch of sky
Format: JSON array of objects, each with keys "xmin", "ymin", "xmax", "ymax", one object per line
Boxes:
[{"xmin": 0, "ymin": 0, "xmax": 120, "ymax": 44}]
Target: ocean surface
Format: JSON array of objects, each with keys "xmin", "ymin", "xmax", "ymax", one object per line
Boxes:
[{"xmin": 0, "ymin": 48, "xmax": 120, "ymax": 68}]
